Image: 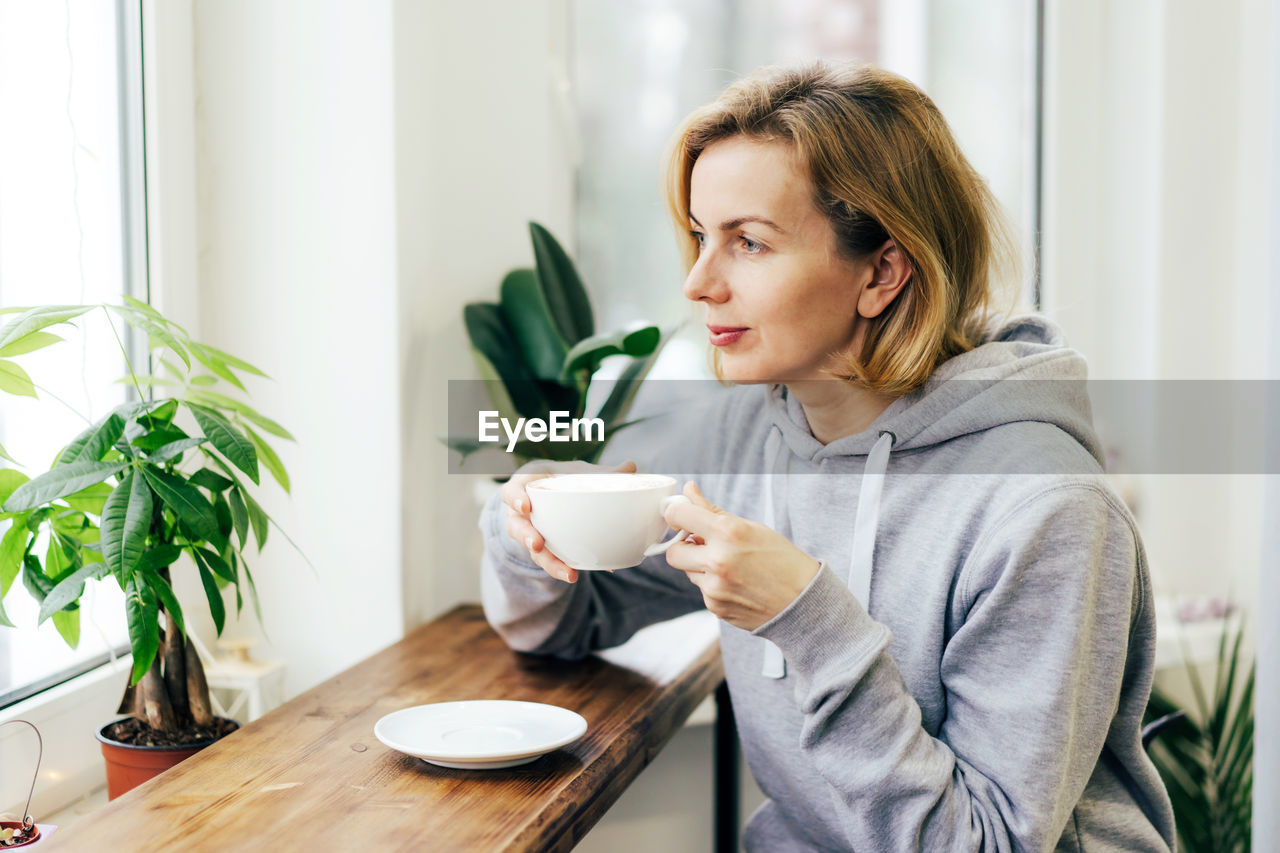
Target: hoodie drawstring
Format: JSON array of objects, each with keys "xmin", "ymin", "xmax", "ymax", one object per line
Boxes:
[
  {"xmin": 761, "ymin": 427, "xmax": 788, "ymax": 677},
  {"xmin": 758, "ymin": 428, "xmax": 895, "ymax": 679},
  {"xmin": 849, "ymin": 430, "xmax": 894, "ymax": 606}
]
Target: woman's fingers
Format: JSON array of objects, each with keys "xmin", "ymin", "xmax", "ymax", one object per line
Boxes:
[
  {"xmin": 504, "ymin": 503, "xmax": 578, "ymax": 583},
  {"xmin": 527, "ymin": 535, "xmax": 578, "ymax": 583},
  {"xmin": 663, "ymin": 495, "xmax": 726, "ymax": 541}
]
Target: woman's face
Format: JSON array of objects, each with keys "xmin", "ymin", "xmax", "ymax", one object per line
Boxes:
[{"xmin": 684, "ymin": 136, "xmax": 869, "ymax": 384}]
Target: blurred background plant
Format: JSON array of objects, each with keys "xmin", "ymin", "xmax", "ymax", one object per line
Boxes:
[
  {"xmin": 448, "ymin": 222, "xmax": 670, "ymax": 467},
  {"xmin": 1143, "ymin": 620, "xmax": 1254, "ymax": 853}
]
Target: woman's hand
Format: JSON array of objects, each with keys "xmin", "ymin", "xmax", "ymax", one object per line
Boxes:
[
  {"xmin": 501, "ymin": 459, "xmax": 637, "ymax": 583},
  {"xmin": 663, "ymin": 482, "xmax": 821, "ymax": 632}
]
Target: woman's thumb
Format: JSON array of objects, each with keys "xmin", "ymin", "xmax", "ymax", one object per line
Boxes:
[{"xmin": 612, "ymin": 460, "xmax": 638, "ymax": 473}]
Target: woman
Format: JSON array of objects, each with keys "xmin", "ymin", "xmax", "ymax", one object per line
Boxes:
[{"xmin": 480, "ymin": 62, "xmax": 1175, "ymax": 851}]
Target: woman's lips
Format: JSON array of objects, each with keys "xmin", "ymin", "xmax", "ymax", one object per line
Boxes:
[{"xmin": 708, "ymin": 326, "xmax": 748, "ymax": 346}]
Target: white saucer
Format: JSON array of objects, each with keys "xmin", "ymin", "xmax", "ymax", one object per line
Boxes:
[{"xmin": 374, "ymin": 700, "xmax": 588, "ymax": 769}]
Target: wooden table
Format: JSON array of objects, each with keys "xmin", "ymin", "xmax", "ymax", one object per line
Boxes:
[{"xmin": 46, "ymin": 605, "xmax": 727, "ymax": 851}]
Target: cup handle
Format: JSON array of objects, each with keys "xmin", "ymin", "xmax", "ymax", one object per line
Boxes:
[{"xmin": 642, "ymin": 495, "xmax": 691, "ymax": 557}]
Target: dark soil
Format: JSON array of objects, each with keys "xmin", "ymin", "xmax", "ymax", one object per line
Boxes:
[{"xmin": 104, "ymin": 716, "xmax": 238, "ymax": 748}]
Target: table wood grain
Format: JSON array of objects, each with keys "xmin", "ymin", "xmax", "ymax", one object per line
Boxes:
[{"xmin": 46, "ymin": 605, "xmax": 723, "ymax": 852}]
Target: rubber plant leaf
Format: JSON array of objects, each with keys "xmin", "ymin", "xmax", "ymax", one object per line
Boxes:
[
  {"xmin": 499, "ymin": 268, "xmax": 569, "ymax": 381},
  {"xmin": 595, "ymin": 327, "xmax": 674, "ymax": 427},
  {"xmin": 559, "ymin": 324, "xmax": 661, "ymax": 382},
  {"xmin": 529, "ymin": 221, "xmax": 594, "ymax": 344},
  {"xmin": 463, "ymin": 302, "xmax": 553, "ymax": 419}
]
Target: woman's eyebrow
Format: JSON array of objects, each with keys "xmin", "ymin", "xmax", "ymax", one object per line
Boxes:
[{"xmin": 689, "ymin": 213, "xmax": 785, "ymax": 234}]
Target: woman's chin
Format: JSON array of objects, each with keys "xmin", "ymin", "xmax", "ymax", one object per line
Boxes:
[{"xmin": 719, "ymin": 360, "xmax": 776, "ymax": 385}]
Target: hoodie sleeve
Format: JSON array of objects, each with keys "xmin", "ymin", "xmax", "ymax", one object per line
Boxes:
[
  {"xmin": 479, "ymin": 486, "xmax": 706, "ymax": 659},
  {"xmin": 752, "ymin": 481, "xmax": 1158, "ymax": 852}
]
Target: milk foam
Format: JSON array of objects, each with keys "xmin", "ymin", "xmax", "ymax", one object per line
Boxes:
[{"xmin": 528, "ymin": 473, "xmax": 673, "ymax": 493}]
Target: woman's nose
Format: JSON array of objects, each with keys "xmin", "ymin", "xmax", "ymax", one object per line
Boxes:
[{"xmin": 683, "ymin": 252, "xmax": 729, "ymax": 304}]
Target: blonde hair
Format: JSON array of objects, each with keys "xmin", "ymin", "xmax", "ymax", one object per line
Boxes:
[{"xmin": 663, "ymin": 62, "xmax": 1018, "ymax": 394}]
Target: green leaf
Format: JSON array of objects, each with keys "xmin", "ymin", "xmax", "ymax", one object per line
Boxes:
[
  {"xmin": 2, "ymin": 460, "xmax": 128, "ymax": 512},
  {"xmin": 138, "ymin": 399, "xmax": 179, "ymax": 430},
  {"xmin": 242, "ymin": 488, "xmax": 269, "ymax": 552},
  {"xmin": 213, "ymin": 492, "xmax": 233, "ymax": 539},
  {"xmin": 0, "ymin": 331, "xmax": 62, "ymax": 358},
  {"xmin": 137, "ymin": 545, "xmax": 182, "ymax": 573},
  {"xmin": 498, "ymin": 268, "xmax": 570, "ymax": 381},
  {"xmin": 109, "ymin": 304, "xmax": 192, "ymax": 369},
  {"xmin": 101, "ymin": 471, "xmax": 153, "ymax": 577},
  {"xmin": 116, "ymin": 374, "xmax": 181, "ymax": 390},
  {"xmin": 63, "ymin": 482, "xmax": 113, "ymax": 515},
  {"xmin": 528, "ymin": 222, "xmax": 594, "ymax": 344},
  {"xmin": 58, "ymin": 412, "xmax": 126, "ymax": 466},
  {"xmin": 140, "ymin": 465, "xmax": 218, "ymax": 541},
  {"xmin": 146, "ymin": 437, "xmax": 206, "ymax": 465},
  {"xmin": 228, "ymin": 488, "xmax": 249, "ymax": 549},
  {"xmin": 131, "ymin": 426, "xmax": 189, "ymax": 453},
  {"xmin": 193, "ymin": 550, "xmax": 226, "ymax": 636},
  {"xmin": 1, "ymin": 516, "xmax": 30, "ymax": 597},
  {"xmin": 52, "ymin": 608, "xmax": 80, "ymax": 648},
  {"xmin": 125, "ymin": 574, "xmax": 160, "ymax": 685},
  {"xmin": 0, "ymin": 439, "xmax": 16, "ymax": 465},
  {"xmin": 38, "ymin": 562, "xmax": 107, "ymax": 623},
  {"xmin": 0, "ymin": 469, "xmax": 29, "ymax": 506},
  {"xmin": 595, "ymin": 328, "xmax": 672, "ymax": 427},
  {"xmin": 0, "ymin": 359, "xmax": 37, "ymax": 397},
  {"xmin": 239, "ymin": 553, "xmax": 264, "ymax": 627},
  {"xmin": 21, "ymin": 554, "xmax": 53, "ymax": 602},
  {"xmin": 236, "ymin": 407, "xmax": 294, "ymax": 441},
  {"xmin": 188, "ymin": 342, "xmax": 246, "ymax": 391},
  {"xmin": 159, "ymin": 358, "xmax": 186, "ymax": 380},
  {"xmin": 559, "ymin": 324, "xmax": 661, "ymax": 381},
  {"xmin": 192, "ymin": 341, "xmax": 268, "ymax": 379},
  {"xmin": 192, "ymin": 545, "xmax": 236, "ymax": 584},
  {"xmin": 243, "ymin": 424, "xmax": 289, "ymax": 493},
  {"xmin": 139, "ymin": 566, "xmax": 186, "ymax": 639},
  {"xmin": 189, "ymin": 468, "xmax": 234, "ymax": 492},
  {"xmin": 122, "ymin": 294, "xmax": 190, "ymax": 337},
  {"xmin": 0, "ymin": 305, "xmax": 92, "ymax": 353},
  {"xmin": 463, "ymin": 304, "xmax": 556, "ymax": 420},
  {"xmin": 187, "ymin": 402, "xmax": 259, "ymax": 484}
]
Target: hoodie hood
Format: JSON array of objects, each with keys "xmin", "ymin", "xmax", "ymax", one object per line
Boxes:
[{"xmin": 765, "ymin": 314, "xmax": 1103, "ymax": 467}]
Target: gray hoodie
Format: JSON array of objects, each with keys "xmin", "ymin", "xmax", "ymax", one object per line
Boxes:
[{"xmin": 479, "ymin": 316, "xmax": 1176, "ymax": 851}]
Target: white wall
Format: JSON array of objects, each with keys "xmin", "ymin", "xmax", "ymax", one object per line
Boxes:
[
  {"xmin": 1255, "ymin": 1, "xmax": 1280, "ymax": 843},
  {"xmin": 188, "ymin": 0, "xmax": 403, "ymax": 695},
  {"xmin": 1042, "ymin": 0, "xmax": 1271, "ymax": 611},
  {"xmin": 393, "ymin": 0, "xmax": 576, "ymax": 628}
]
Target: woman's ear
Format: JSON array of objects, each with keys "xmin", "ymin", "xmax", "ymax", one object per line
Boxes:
[{"xmin": 856, "ymin": 239, "xmax": 913, "ymax": 319}]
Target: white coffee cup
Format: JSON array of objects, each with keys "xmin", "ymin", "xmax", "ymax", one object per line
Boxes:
[{"xmin": 526, "ymin": 473, "xmax": 690, "ymax": 571}]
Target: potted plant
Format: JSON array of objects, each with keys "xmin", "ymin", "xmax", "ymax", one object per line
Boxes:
[
  {"xmin": 447, "ymin": 222, "xmax": 671, "ymax": 467},
  {"xmin": 0, "ymin": 299, "xmax": 299, "ymax": 798},
  {"xmin": 1143, "ymin": 619, "xmax": 1254, "ymax": 852}
]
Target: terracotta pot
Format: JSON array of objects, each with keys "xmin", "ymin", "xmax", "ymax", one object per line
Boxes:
[{"xmin": 96, "ymin": 718, "xmax": 240, "ymax": 800}]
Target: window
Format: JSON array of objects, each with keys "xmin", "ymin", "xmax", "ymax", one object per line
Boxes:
[
  {"xmin": 0, "ymin": 0, "xmax": 145, "ymax": 706},
  {"xmin": 570, "ymin": 0, "xmax": 1039, "ymax": 374}
]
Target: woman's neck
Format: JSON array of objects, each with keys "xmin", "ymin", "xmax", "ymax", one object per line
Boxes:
[{"xmin": 785, "ymin": 380, "xmax": 898, "ymax": 445}]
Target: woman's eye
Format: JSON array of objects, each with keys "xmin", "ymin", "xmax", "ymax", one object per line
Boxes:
[
  {"xmin": 740, "ymin": 236, "xmax": 762, "ymax": 254},
  {"xmin": 690, "ymin": 230, "xmax": 706, "ymax": 250}
]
